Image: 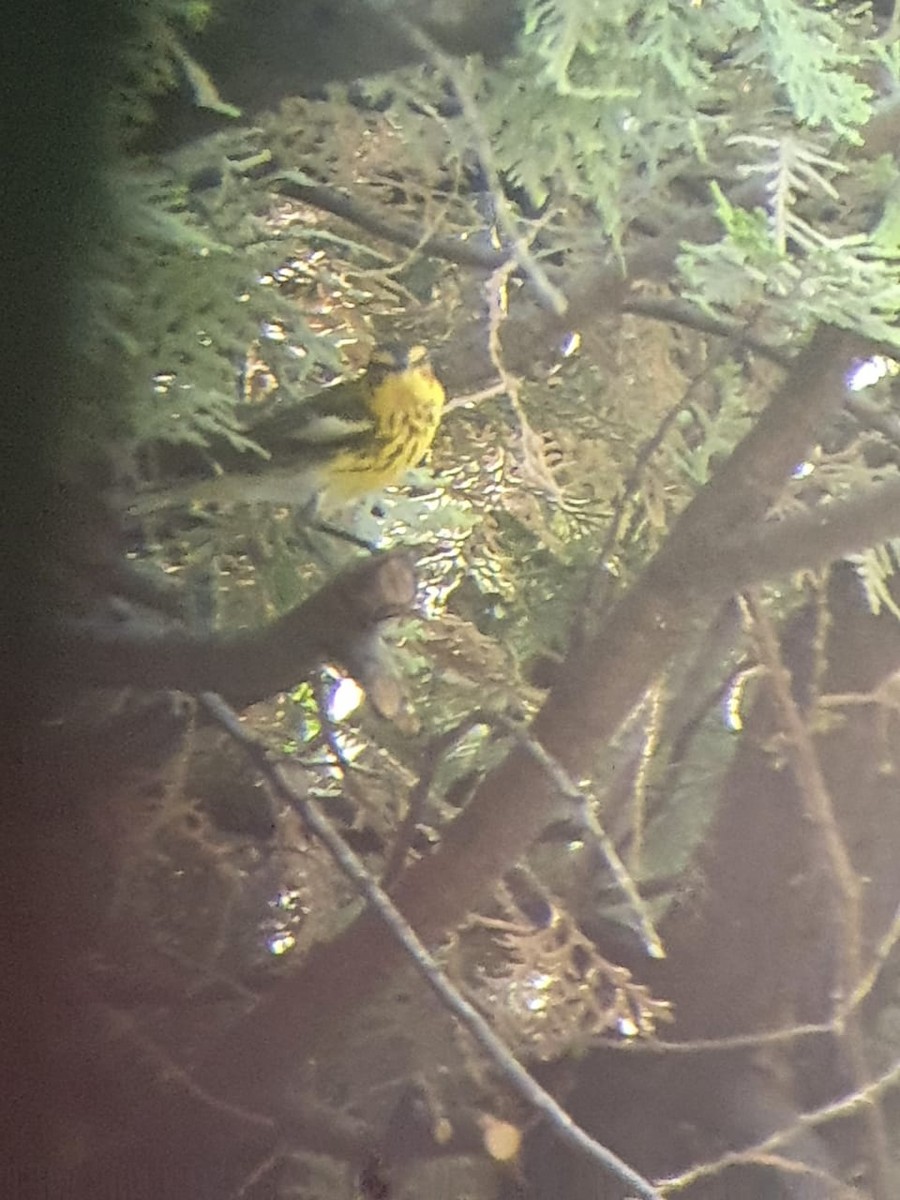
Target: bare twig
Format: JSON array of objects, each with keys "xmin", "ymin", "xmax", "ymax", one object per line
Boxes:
[
  {"xmin": 484, "ymin": 252, "xmax": 569, "ymax": 501},
  {"xmin": 482, "ymin": 709, "xmax": 665, "ymax": 959},
  {"xmin": 199, "ymin": 692, "xmax": 664, "ymax": 1200},
  {"xmin": 743, "ymin": 592, "xmax": 892, "ymax": 1199},
  {"xmin": 584, "ymin": 356, "xmax": 720, "ymax": 629},
  {"xmin": 273, "ymin": 175, "xmax": 510, "ymax": 271},
  {"xmin": 661, "ymin": 1149, "xmax": 860, "ymax": 1198},
  {"xmin": 102, "ymin": 1006, "xmax": 275, "ymax": 1133},
  {"xmin": 743, "ymin": 593, "xmax": 863, "ymax": 992},
  {"xmin": 382, "ymin": 712, "xmax": 493, "ymax": 888},
  {"xmin": 658, "ymin": 1048, "xmax": 900, "ymax": 1194},
  {"xmin": 839, "ymin": 898, "xmax": 900, "ymax": 1022},
  {"xmin": 447, "ymin": 380, "xmax": 508, "ymax": 411},
  {"xmin": 596, "ymin": 1021, "xmax": 833, "ymax": 1054},
  {"xmin": 391, "ymin": 14, "xmax": 568, "ymax": 317},
  {"xmin": 351, "ymin": 137, "xmax": 466, "ymax": 286}
]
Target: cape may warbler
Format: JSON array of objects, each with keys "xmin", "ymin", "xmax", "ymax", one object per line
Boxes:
[{"xmin": 135, "ymin": 343, "xmax": 446, "ymax": 514}]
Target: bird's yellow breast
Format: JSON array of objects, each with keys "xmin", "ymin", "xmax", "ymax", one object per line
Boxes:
[{"xmin": 322, "ymin": 358, "xmax": 446, "ymax": 503}]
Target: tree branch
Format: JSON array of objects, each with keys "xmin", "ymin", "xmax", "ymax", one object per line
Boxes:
[
  {"xmin": 436, "ymin": 180, "xmax": 774, "ymax": 393},
  {"xmin": 620, "ymin": 295, "xmax": 793, "ymax": 367},
  {"xmin": 743, "ymin": 593, "xmax": 892, "ymax": 1199},
  {"xmin": 658, "ymin": 1048, "xmax": 900, "ymax": 1195},
  {"xmin": 728, "ymin": 475, "xmax": 900, "ymax": 587},
  {"xmin": 393, "ymin": 13, "xmax": 567, "ymax": 316},
  {"xmin": 48, "ymin": 551, "xmax": 417, "ymax": 710},
  {"xmin": 273, "ymin": 176, "xmax": 510, "ymax": 272}
]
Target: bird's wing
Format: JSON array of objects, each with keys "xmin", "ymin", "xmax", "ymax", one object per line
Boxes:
[
  {"xmin": 282, "ymin": 409, "xmax": 374, "ymax": 445},
  {"xmin": 247, "ymin": 379, "xmax": 376, "ymax": 453}
]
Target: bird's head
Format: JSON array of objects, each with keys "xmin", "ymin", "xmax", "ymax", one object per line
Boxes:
[{"xmin": 367, "ymin": 342, "xmax": 433, "ymax": 386}]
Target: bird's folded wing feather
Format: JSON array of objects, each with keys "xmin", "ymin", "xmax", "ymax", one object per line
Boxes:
[
  {"xmin": 279, "ymin": 410, "xmax": 374, "ymax": 445},
  {"xmin": 247, "ymin": 382, "xmax": 376, "ymax": 452}
]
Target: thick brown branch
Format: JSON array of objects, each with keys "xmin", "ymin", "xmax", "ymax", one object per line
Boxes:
[
  {"xmin": 728, "ymin": 475, "xmax": 900, "ymax": 586},
  {"xmin": 48, "ymin": 551, "xmax": 416, "ymax": 708}
]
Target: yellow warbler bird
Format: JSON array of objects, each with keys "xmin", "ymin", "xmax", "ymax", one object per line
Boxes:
[{"xmin": 133, "ymin": 342, "xmax": 446, "ymax": 515}]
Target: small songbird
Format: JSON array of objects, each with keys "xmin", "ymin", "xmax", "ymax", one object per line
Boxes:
[{"xmin": 133, "ymin": 342, "xmax": 446, "ymax": 514}]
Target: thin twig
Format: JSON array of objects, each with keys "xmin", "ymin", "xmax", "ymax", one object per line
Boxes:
[
  {"xmin": 391, "ymin": 15, "xmax": 568, "ymax": 317},
  {"xmin": 584, "ymin": 359, "xmax": 718, "ymax": 630},
  {"xmin": 312, "ymin": 673, "xmax": 360, "ymax": 778},
  {"xmin": 199, "ymin": 692, "xmax": 664, "ymax": 1200},
  {"xmin": 482, "ymin": 710, "xmax": 665, "ymax": 959},
  {"xmin": 838, "ymin": 898, "xmax": 900, "ymax": 1024},
  {"xmin": 743, "ymin": 592, "xmax": 892, "ymax": 1199},
  {"xmin": 382, "ymin": 713, "xmax": 493, "ymax": 888},
  {"xmin": 743, "ymin": 594, "xmax": 863, "ymax": 1000},
  {"xmin": 273, "ymin": 175, "xmax": 510, "ymax": 271},
  {"xmin": 352, "ymin": 134, "xmax": 465, "ymax": 284},
  {"xmin": 658, "ymin": 1047, "xmax": 900, "ymax": 1194},
  {"xmin": 485, "ymin": 253, "xmax": 568, "ymax": 501},
  {"xmin": 447, "ymin": 380, "xmax": 508, "ymax": 411},
  {"xmin": 102, "ymin": 1007, "xmax": 275, "ymax": 1133},
  {"xmin": 661, "ymin": 1149, "xmax": 860, "ymax": 1198},
  {"xmin": 621, "ymin": 295, "xmax": 793, "ymax": 368},
  {"xmin": 595, "ymin": 1020, "xmax": 833, "ymax": 1054}
]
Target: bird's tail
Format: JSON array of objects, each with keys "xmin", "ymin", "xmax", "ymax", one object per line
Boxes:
[{"xmin": 127, "ymin": 465, "xmax": 324, "ymax": 515}]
